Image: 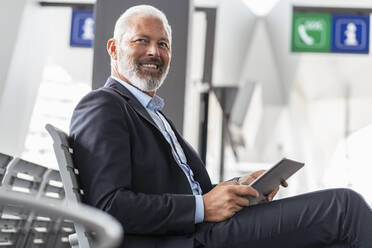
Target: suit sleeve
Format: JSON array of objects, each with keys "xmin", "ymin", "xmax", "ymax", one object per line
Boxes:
[{"xmin": 70, "ymin": 90, "xmax": 196, "ymax": 235}]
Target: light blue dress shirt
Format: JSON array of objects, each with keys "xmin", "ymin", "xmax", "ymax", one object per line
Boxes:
[{"xmin": 111, "ymin": 76, "xmax": 204, "ymax": 223}]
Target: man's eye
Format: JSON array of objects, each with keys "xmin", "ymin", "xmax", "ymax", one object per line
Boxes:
[
  {"xmin": 159, "ymin": 42, "xmax": 169, "ymax": 48},
  {"xmin": 135, "ymin": 39, "xmax": 146, "ymax": 43}
]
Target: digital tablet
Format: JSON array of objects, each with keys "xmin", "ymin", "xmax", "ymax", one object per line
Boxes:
[{"xmin": 243, "ymin": 158, "xmax": 304, "ymax": 206}]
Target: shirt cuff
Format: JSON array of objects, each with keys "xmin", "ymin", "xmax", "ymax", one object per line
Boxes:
[{"xmin": 194, "ymin": 195, "xmax": 204, "ymax": 224}]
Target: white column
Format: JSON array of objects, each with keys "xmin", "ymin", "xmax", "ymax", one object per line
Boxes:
[{"xmin": 0, "ymin": 0, "xmax": 52, "ymax": 156}]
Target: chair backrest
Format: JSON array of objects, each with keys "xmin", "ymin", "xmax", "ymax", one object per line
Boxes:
[
  {"xmin": 40, "ymin": 169, "xmax": 65, "ymax": 201},
  {"xmin": 0, "ymin": 153, "xmax": 12, "ymax": 183},
  {"xmin": 2, "ymin": 158, "xmax": 49, "ymax": 196},
  {"xmin": 45, "ymin": 124, "xmax": 94, "ymax": 248},
  {"xmin": 0, "ymin": 191, "xmax": 123, "ymax": 248}
]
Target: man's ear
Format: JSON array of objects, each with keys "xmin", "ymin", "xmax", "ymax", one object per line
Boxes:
[{"xmin": 107, "ymin": 38, "xmax": 118, "ymax": 60}]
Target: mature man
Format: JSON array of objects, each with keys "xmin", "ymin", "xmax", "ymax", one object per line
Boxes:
[{"xmin": 70, "ymin": 5, "xmax": 372, "ymax": 248}]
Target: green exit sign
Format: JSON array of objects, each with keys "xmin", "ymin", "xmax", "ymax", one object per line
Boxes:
[{"xmin": 291, "ymin": 12, "xmax": 331, "ymax": 52}]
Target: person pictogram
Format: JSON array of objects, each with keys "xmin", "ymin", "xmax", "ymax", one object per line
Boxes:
[
  {"xmin": 344, "ymin": 22, "xmax": 358, "ymax": 46},
  {"xmin": 82, "ymin": 17, "xmax": 94, "ymax": 40}
]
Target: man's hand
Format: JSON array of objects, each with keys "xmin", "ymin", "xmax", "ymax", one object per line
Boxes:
[
  {"xmin": 238, "ymin": 170, "xmax": 288, "ymax": 203},
  {"xmin": 202, "ymin": 181, "xmax": 259, "ymax": 222}
]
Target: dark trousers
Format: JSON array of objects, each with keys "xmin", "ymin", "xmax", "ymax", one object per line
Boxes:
[{"xmin": 195, "ymin": 188, "xmax": 372, "ymax": 248}]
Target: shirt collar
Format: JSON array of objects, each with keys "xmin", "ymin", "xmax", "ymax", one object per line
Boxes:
[{"xmin": 111, "ymin": 76, "xmax": 164, "ymax": 111}]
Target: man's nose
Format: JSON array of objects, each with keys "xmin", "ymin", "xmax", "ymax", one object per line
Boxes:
[{"xmin": 147, "ymin": 42, "xmax": 160, "ymax": 57}]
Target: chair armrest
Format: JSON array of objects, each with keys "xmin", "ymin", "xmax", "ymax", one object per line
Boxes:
[{"xmin": 0, "ymin": 192, "xmax": 123, "ymax": 248}]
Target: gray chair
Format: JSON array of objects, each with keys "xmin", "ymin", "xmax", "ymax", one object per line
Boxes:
[
  {"xmin": 0, "ymin": 190, "xmax": 123, "ymax": 248},
  {"xmin": 0, "ymin": 157, "xmax": 69, "ymax": 247},
  {"xmin": 46, "ymin": 123, "xmax": 124, "ymax": 248}
]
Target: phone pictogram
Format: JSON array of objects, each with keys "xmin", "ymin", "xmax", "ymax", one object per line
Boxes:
[{"xmin": 298, "ymin": 24, "xmax": 314, "ymax": 45}]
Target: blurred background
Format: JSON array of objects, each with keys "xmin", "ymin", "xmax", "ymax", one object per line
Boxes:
[{"xmin": 1, "ymin": 0, "xmax": 372, "ymax": 204}]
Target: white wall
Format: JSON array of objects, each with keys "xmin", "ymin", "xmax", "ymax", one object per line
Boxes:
[
  {"xmin": 0, "ymin": 0, "xmax": 52, "ymax": 156},
  {"xmin": 0, "ymin": 1, "xmax": 92, "ymax": 167},
  {"xmin": 21, "ymin": 6, "xmax": 92, "ymax": 168},
  {"xmin": 0, "ymin": 0, "xmax": 26, "ymax": 99}
]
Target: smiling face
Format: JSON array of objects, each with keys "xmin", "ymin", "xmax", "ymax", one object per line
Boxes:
[{"xmin": 112, "ymin": 15, "xmax": 171, "ymax": 94}]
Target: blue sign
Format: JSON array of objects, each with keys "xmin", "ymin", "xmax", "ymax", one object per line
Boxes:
[
  {"xmin": 331, "ymin": 14, "xmax": 370, "ymax": 54},
  {"xmin": 70, "ymin": 9, "xmax": 95, "ymax": 48}
]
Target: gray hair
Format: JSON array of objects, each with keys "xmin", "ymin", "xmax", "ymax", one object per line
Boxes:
[{"xmin": 113, "ymin": 5, "xmax": 172, "ymax": 45}]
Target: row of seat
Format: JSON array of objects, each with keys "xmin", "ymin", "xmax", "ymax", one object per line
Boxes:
[
  {"xmin": 0, "ymin": 152, "xmax": 73, "ymax": 248},
  {"xmin": 0, "ymin": 124, "xmax": 123, "ymax": 248}
]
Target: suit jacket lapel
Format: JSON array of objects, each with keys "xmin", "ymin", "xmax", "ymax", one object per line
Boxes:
[
  {"xmin": 163, "ymin": 114, "xmax": 213, "ymax": 191},
  {"xmin": 104, "ymin": 78, "xmax": 161, "ymax": 132},
  {"xmin": 161, "ymin": 112, "xmax": 201, "ymax": 165}
]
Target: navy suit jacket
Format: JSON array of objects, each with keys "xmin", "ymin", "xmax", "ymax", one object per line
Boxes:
[{"xmin": 70, "ymin": 78, "xmax": 213, "ymax": 247}]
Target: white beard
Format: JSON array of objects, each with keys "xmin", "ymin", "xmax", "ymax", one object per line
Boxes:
[{"xmin": 117, "ymin": 50, "xmax": 169, "ymax": 92}]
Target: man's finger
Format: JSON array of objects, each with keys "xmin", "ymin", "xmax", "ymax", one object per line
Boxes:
[
  {"xmin": 268, "ymin": 187, "xmax": 279, "ymax": 201},
  {"xmin": 250, "ymin": 170, "xmax": 266, "ymax": 179},
  {"xmin": 232, "ymin": 205, "xmax": 243, "ymax": 214},
  {"xmin": 281, "ymin": 180, "xmax": 288, "ymax": 187},
  {"xmin": 220, "ymin": 181, "xmax": 238, "ymax": 186},
  {"xmin": 233, "ymin": 185, "xmax": 259, "ymax": 198},
  {"xmin": 233, "ymin": 195, "xmax": 250, "ymax": 207}
]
